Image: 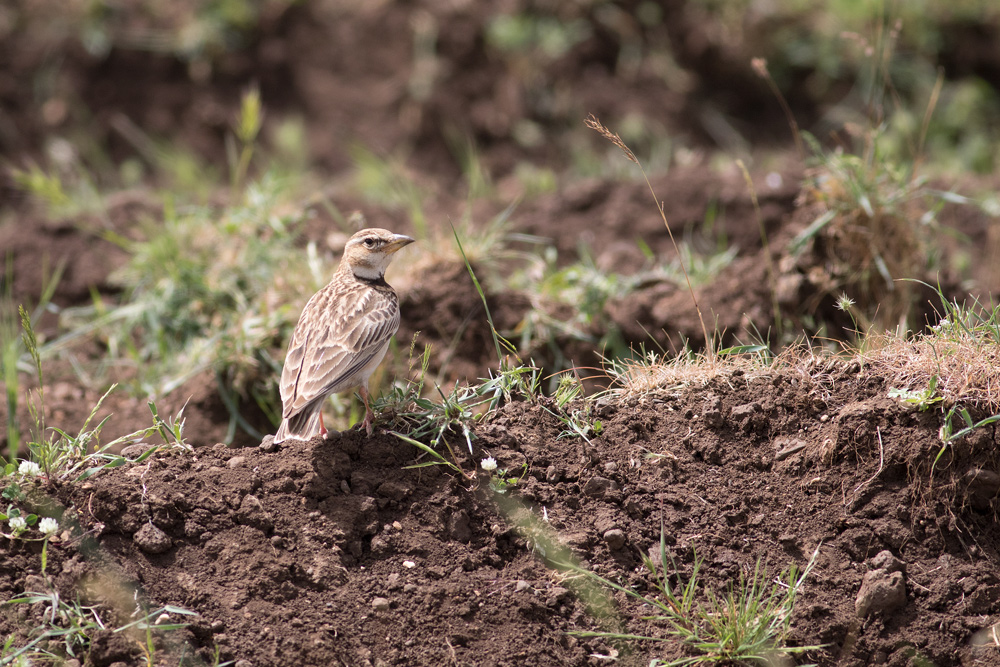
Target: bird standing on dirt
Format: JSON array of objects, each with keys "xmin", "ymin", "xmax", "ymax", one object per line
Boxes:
[{"xmin": 274, "ymin": 228, "xmax": 414, "ymax": 444}]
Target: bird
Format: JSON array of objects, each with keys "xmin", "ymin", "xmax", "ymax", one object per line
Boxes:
[{"xmin": 274, "ymin": 228, "xmax": 414, "ymax": 444}]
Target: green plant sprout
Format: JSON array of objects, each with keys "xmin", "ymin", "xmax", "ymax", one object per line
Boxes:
[
  {"xmin": 565, "ymin": 531, "xmax": 824, "ymax": 666},
  {"xmin": 888, "ymin": 375, "xmax": 944, "ymax": 412},
  {"xmin": 480, "ymin": 457, "xmax": 527, "ymax": 494}
]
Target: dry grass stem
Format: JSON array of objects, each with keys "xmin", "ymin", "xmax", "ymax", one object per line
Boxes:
[
  {"xmin": 583, "ymin": 115, "xmax": 638, "ymax": 164},
  {"xmin": 866, "ymin": 333, "xmax": 1000, "ymax": 410},
  {"xmin": 736, "ymin": 159, "xmax": 781, "ymax": 334},
  {"xmin": 751, "ymin": 58, "xmax": 803, "ymax": 157},
  {"xmin": 585, "ymin": 114, "xmax": 713, "ymax": 358}
]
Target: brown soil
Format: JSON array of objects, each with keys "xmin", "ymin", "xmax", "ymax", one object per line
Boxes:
[
  {"xmin": 3, "ymin": 364, "xmax": 1000, "ymax": 666},
  {"xmin": 5, "ymin": 3, "xmax": 1000, "ymax": 666}
]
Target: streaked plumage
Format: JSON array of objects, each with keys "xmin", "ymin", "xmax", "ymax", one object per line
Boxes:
[{"xmin": 274, "ymin": 228, "xmax": 414, "ymax": 444}]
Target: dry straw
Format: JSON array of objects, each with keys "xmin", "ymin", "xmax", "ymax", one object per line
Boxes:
[{"xmin": 584, "ymin": 114, "xmax": 713, "ymax": 358}]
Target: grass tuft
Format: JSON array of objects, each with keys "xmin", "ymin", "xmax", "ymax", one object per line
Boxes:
[{"xmin": 564, "ymin": 530, "xmax": 824, "ymax": 666}]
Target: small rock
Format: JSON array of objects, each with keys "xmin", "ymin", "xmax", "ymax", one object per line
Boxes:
[
  {"xmin": 387, "ymin": 573, "xmax": 401, "ymax": 590},
  {"xmin": 603, "ymin": 528, "xmax": 626, "ymax": 551},
  {"xmin": 545, "ymin": 465, "xmax": 562, "ymax": 483},
  {"xmin": 856, "ymin": 570, "xmax": 906, "ymax": 617},
  {"xmin": 227, "ymin": 456, "xmax": 246, "ymax": 469},
  {"xmin": 603, "ymin": 462, "xmax": 618, "ymax": 473},
  {"xmin": 702, "ymin": 395, "xmax": 725, "ymax": 427},
  {"xmin": 270, "ymin": 535, "xmax": 284, "ymax": 548},
  {"xmin": 134, "ymin": 524, "xmax": 172, "ymax": 554},
  {"xmin": 869, "ymin": 550, "xmax": 905, "ymax": 574},
  {"xmin": 371, "ymin": 597, "xmax": 390, "ymax": 612},
  {"xmin": 731, "ymin": 402, "xmax": 761, "ymax": 419},
  {"xmin": 340, "ymin": 480, "xmax": 351, "ymax": 495},
  {"xmin": 234, "ymin": 661, "xmax": 253, "ymax": 667},
  {"xmin": 773, "ymin": 437, "xmax": 807, "ymax": 461},
  {"xmin": 515, "ymin": 580, "xmax": 531, "ymax": 592},
  {"xmin": 376, "ymin": 481, "xmax": 409, "ymax": 502},
  {"xmin": 259, "ymin": 435, "xmax": 278, "ymax": 453}
]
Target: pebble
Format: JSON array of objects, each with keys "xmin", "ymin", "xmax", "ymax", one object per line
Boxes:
[
  {"xmin": 270, "ymin": 535, "xmax": 284, "ymax": 548},
  {"xmin": 869, "ymin": 550, "xmax": 906, "ymax": 574},
  {"xmin": 259, "ymin": 436, "xmax": 279, "ymax": 453},
  {"xmin": 234, "ymin": 661, "xmax": 253, "ymax": 667},
  {"xmin": 856, "ymin": 570, "xmax": 906, "ymax": 617},
  {"xmin": 603, "ymin": 528, "xmax": 626, "ymax": 551},
  {"xmin": 227, "ymin": 456, "xmax": 246, "ymax": 469},
  {"xmin": 515, "ymin": 580, "xmax": 531, "ymax": 592},
  {"xmin": 371, "ymin": 597, "xmax": 390, "ymax": 612},
  {"xmin": 133, "ymin": 524, "xmax": 172, "ymax": 554}
]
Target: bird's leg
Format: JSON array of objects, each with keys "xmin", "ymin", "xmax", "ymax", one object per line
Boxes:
[
  {"xmin": 360, "ymin": 386, "xmax": 374, "ymax": 436},
  {"xmin": 319, "ymin": 411, "xmax": 327, "ymax": 437}
]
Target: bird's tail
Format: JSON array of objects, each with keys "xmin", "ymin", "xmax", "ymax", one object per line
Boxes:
[{"xmin": 273, "ymin": 407, "xmax": 324, "ymax": 445}]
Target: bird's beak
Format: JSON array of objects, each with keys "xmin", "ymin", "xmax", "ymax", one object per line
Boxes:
[{"xmin": 385, "ymin": 234, "xmax": 416, "ymax": 254}]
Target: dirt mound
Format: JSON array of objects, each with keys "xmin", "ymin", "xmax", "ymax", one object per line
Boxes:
[{"xmin": 3, "ymin": 363, "xmax": 998, "ymax": 666}]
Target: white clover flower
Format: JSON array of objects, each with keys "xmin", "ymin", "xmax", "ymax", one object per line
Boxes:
[
  {"xmin": 18, "ymin": 461, "xmax": 41, "ymax": 477},
  {"xmin": 38, "ymin": 517, "xmax": 59, "ymax": 536},
  {"xmin": 8, "ymin": 516, "xmax": 27, "ymax": 534},
  {"xmin": 480, "ymin": 457, "xmax": 498, "ymax": 472}
]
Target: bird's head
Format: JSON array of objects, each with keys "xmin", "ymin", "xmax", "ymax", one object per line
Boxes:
[{"xmin": 342, "ymin": 228, "xmax": 415, "ymax": 281}]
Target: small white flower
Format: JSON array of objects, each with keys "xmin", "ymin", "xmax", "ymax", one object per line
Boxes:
[
  {"xmin": 835, "ymin": 293, "xmax": 855, "ymax": 312},
  {"xmin": 8, "ymin": 516, "xmax": 27, "ymax": 534},
  {"xmin": 480, "ymin": 457, "xmax": 498, "ymax": 472},
  {"xmin": 18, "ymin": 461, "xmax": 41, "ymax": 477},
  {"xmin": 38, "ymin": 517, "xmax": 59, "ymax": 536}
]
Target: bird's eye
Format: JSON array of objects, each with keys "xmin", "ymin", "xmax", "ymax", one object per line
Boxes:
[{"xmin": 363, "ymin": 238, "xmax": 376, "ymax": 248}]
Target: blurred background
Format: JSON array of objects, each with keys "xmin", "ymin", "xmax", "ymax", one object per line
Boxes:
[
  {"xmin": 3, "ymin": 0, "xmax": 999, "ymax": 189},
  {"xmin": 3, "ymin": 0, "xmax": 1000, "ymax": 447}
]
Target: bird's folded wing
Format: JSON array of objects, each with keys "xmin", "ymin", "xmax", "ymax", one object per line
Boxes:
[{"xmin": 280, "ymin": 291, "xmax": 400, "ymax": 418}]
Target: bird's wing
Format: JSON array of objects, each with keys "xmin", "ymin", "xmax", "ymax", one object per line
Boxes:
[{"xmin": 280, "ymin": 282, "xmax": 399, "ymax": 418}]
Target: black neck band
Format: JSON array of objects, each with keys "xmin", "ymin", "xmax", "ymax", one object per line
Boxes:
[{"xmin": 356, "ymin": 274, "xmax": 388, "ymax": 288}]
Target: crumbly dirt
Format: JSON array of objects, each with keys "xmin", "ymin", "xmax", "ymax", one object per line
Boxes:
[
  {"xmin": 5, "ymin": 3, "xmax": 1000, "ymax": 666},
  {"xmin": 3, "ymin": 363, "xmax": 1000, "ymax": 667}
]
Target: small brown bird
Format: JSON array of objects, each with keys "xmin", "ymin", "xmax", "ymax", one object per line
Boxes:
[{"xmin": 274, "ymin": 228, "xmax": 414, "ymax": 444}]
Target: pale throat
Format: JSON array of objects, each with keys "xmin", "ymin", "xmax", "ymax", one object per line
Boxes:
[{"xmin": 351, "ymin": 260, "xmax": 386, "ymax": 281}]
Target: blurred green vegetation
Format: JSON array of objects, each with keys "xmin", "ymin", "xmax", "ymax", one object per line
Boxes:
[
  {"xmin": 3, "ymin": 0, "xmax": 999, "ymax": 439},
  {"xmin": 3, "ymin": 0, "xmax": 999, "ymax": 174}
]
